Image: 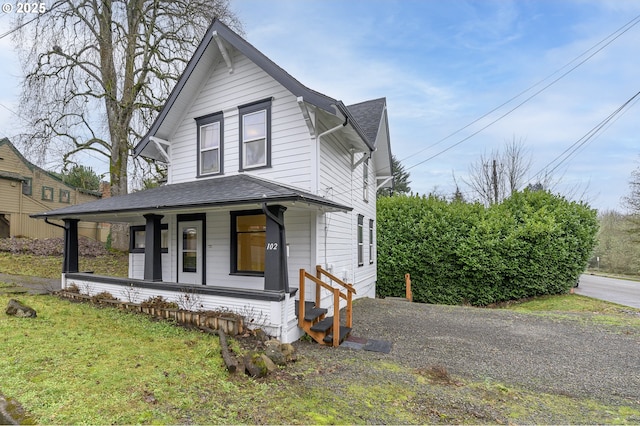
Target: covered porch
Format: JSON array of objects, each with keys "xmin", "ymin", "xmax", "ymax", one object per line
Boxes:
[{"xmin": 32, "ymin": 174, "xmax": 351, "ymax": 343}]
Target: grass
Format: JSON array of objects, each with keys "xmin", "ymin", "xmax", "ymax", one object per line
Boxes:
[
  {"xmin": 1, "ymin": 252, "xmax": 639, "ymax": 423},
  {"xmin": 1, "ymin": 294, "xmax": 639, "ymax": 424},
  {"xmin": 503, "ymin": 294, "xmax": 640, "ymax": 332},
  {"xmin": 0, "ymin": 252, "xmax": 128, "ymax": 279}
]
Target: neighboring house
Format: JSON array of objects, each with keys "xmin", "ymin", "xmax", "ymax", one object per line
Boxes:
[
  {"xmin": 33, "ymin": 20, "xmax": 393, "ymax": 344},
  {"xmin": 0, "ymin": 138, "xmax": 105, "ymax": 240}
]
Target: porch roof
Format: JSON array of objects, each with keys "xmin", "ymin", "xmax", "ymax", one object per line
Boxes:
[{"xmin": 31, "ymin": 174, "xmax": 351, "ymax": 222}]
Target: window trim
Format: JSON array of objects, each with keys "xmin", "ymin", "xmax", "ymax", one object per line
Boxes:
[
  {"xmin": 22, "ymin": 177, "xmax": 32, "ymax": 196},
  {"xmin": 59, "ymin": 189, "xmax": 70, "ymax": 204},
  {"xmin": 129, "ymin": 224, "xmax": 169, "ymax": 254},
  {"xmin": 195, "ymin": 111, "xmax": 224, "ymax": 177},
  {"xmin": 363, "ymin": 159, "xmax": 369, "ymax": 202},
  {"xmin": 369, "ymin": 219, "xmax": 374, "ymax": 264},
  {"xmin": 230, "ymin": 209, "xmax": 266, "ymax": 277},
  {"xmin": 357, "ymin": 214, "xmax": 364, "ymax": 267},
  {"xmin": 238, "ymin": 98, "xmax": 272, "ymax": 172},
  {"xmin": 41, "ymin": 186, "xmax": 54, "ymax": 201}
]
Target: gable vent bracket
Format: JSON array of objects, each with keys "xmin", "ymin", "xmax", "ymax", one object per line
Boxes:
[
  {"xmin": 351, "ymin": 149, "xmax": 368, "ymax": 171},
  {"xmin": 297, "ymin": 97, "xmax": 316, "ymax": 137},
  {"xmin": 212, "ymin": 31, "xmax": 234, "ymax": 74},
  {"xmin": 150, "ymin": 136, "xmax": 171, "ymax": 164}
]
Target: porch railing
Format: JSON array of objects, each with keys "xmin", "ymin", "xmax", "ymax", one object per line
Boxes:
[{"xmin": 298, "ymin": 265, "xmax": 356, "ymax": 347}]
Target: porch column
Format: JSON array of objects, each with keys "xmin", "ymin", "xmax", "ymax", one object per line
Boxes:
[
  {"xmin": 143, "ymin": 214, "xmax": 164, "ymax": 281},
  {"xmin": 63, "ymin": 219, "xmax": 79, "ymax": 273},
  {"xmin": 263, "ymin": 205, "xmax": 289, "ymax": 292}
]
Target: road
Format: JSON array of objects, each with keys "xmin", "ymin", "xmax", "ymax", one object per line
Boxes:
[{"xmin": 576, "ymin": 273, "xmax": 640, "ymax": 309}]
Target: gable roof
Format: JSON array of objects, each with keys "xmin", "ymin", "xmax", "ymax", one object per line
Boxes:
[
  {"xmin": 32, "ymin": 174, "xmax": 351, "ymax": 222},
  {"xmin": 0, "ymin": 138, "xmax": 101, "ymax": 196},
  {"xmin": 347, "ymin": 98, "xmax": 387, "ymax": 147},
  {"xmin": 133, "ymin": 19, "xmax": 376, "ymax": 161}
]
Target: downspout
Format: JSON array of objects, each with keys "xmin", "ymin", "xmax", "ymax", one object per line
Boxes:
[{"xmin": 44, "ymin": 217, "xmax": 65, "ymax": 230}]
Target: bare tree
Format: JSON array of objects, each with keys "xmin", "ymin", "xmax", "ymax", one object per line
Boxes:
[
  {"xmin": 12, "ymin": 1, "xmax": 241, "ymax": 248},
  {"xmin": 465, "ymin": 137, "xmax": 531, "ymax": 205},
  {"xmin": 623, "ymin": 163, "xmax": 640, "ymax": 235}
]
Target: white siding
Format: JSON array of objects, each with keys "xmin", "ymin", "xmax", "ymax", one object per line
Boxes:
[
  {"xmin": 62, "ymin": 276, "xmax": 299, "ymax": 343},
  {"xmin": 128, "ymin": 253, "xmax": 171, "ymax": 281},
  {"xmin": 283, "ymin": 209, "xmax": 313, "ymax": 291},
  {"xmin": 168, "ymin": 50, "xmax": 313, "ymax": 192},
  {"xmin": 317, "ymin": 131, "xmax": 377, "ymax": 300}
]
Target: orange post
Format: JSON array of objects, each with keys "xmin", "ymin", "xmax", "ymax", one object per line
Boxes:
[
  {"xmin": 405, "ymin": 273, "xmax": 412, "ymax": 302},
  {"xmin": 298, "ymin": 269, "xmax": 306, "ymax": 328},
  {"xmin": 332, "ymin": 289, "xmax": 340, "ymax": 347}
]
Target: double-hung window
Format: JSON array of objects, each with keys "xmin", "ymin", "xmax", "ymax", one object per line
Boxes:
[
  {"xmin": 357, "ymin": 214, "xmax": 364, "ymax": 267},
  {"xmin": 195, "ymin": 112, "xmax": 223, "ymax": 176},
  {"xmin": 59, "ymin": 189, "xmax": 70, "ymax": 204},
  {"xmin": 369, "ymin": 219, "xmax": 374, "ymax": 264},
  {"xmin": 239, "ymin": 99, "xmax": 271, "ymax": 171},
  {"xmin": 363, "ymin": 159, "xmax": 369, "ymax": 202},
  {"xmin": 42, "ymin": 186, "xmax": 54, "ymax": 201}
]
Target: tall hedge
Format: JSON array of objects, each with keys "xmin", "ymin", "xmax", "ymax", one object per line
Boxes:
[{"xmin": 377, "ymin": 190, "xmax": 598, "ymax": 306}]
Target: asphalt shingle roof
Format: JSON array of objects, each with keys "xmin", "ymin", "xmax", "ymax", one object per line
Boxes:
[
  {"xmin": 347, "ymin": 98, "xmax": 386, "ymax": 147},
  {"xmin": 32, "ymin": 174, "xmax": 351, "ymax": 219}
]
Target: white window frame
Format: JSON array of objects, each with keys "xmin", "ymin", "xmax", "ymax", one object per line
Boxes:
[
  {"xmin": 195, "ymin": 112, "xmax": 223, "ymax": 177},
  {"xmin": 239, "ymin": 99, "xmax": 271, "ymax": 171},
  {"xmin": 363, "ymin": 159, "xmax": 369, "ymax": 202}
]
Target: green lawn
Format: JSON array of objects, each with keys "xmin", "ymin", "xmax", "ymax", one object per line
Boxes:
[
  {"xmin": 1, "ymin": 294, "xmax": 639, "ymax": 424},
  {"xmin": 503, "ymin": 294, "xmax": 640, "ymax": 331},
  {"xmin": 0, "ymin": 252, "xmax": 128, "ymax": 279}
]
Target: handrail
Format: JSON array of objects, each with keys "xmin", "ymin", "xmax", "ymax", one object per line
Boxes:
[
  {"xmin": 316, "ymin": 265, "xmax": 357, "ymax": 294},
  {"xmin": 299, "ymin": 266, "xmax": 356, "ymax": 347}
]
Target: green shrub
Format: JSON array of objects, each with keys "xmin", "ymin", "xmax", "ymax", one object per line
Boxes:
[{"xmin": 377, "ymin": 190, "xmax": 598, "ymax": 305}]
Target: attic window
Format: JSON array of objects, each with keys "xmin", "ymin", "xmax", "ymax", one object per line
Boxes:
[
  {"xmin": 195, "ymin": 112, "xmax": 223, "ymax": 177},
  {"xmin": 239, "ymin": 99, "xmax": 271, "ymax": 171}
]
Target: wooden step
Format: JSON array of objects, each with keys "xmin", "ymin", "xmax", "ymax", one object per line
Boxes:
[
  {"xmin": 304, "ymin": 307, "xmax": 328, "ymax": 322},
  {"xmin": 309, "ymin": 316, "xmax": 334, "ymax": 333},
  {"xmin": 323, "ymin": 326, "xmax": 352, "ymax": 345},
  {"xmin": 295, "ymin": 300, "xmax": 327, "ymax": 322}
]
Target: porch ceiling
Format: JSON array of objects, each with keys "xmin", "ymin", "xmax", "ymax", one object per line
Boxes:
[{"xmin": 31, "ymin": 174, "xmax": 352, "ymax": 223}]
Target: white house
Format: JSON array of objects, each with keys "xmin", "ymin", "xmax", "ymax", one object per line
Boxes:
[{"xmin": 33, "ymin": 19, "xmax": 393, "ymax": 345}]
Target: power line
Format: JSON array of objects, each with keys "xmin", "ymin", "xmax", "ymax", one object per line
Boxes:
[
  {"xmin": 401, "ymin": 13, "xmax": 640, "ymax": 172},
  {"xmin": 0, "ymin": 2, "xmax": 61, "ymax": 40},
  {"xmin": 525, "ymin": 89, "xmax": 640, "ymax": 188}
]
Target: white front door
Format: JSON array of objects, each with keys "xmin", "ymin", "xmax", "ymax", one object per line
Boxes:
[{"xmin": 178, "ymin": 221, "xmax": 203, "ymax": 284}]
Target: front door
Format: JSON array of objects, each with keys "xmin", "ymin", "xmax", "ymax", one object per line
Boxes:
[{"xmin": 178, "ymin": 221, "xmax": 203, "ymax": 284}]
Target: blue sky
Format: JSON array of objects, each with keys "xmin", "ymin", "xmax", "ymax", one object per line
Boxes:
[{"xmin": 1, "ymin": 0, "xmax": 640, "ymax": 211}]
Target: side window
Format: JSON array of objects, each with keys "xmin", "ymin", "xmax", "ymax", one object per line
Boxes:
[
  {"xmin": 42, "ymin": 186, "xmax": 54, "ymax": 201},
  {"xmin": 369, "ymin": 219, "xmax": 374, "ymax": 264},
  {"xmin": 129, "ymin": 224, "xmax": 169, "ymax": 253},
  {"xmin": 363, "ymin": 159, "xmax": 369, "ymax": 202},
  {"xmin": 230, "ymin": 210, "xmax": 266, "ymax": 275},
  {"xmin": 22, "ymin": 178, "xmax": 32, "ymax": 195},
  {"xmin": 239, "ymin": 99, "xmax": 271, "ymax": 171},
  {"xmin": 357, "ymin": 214, "xmax": 364, "ymax": 267},
  {"xmin": 195, "ymin": 112, "xmax": 223, "ymax": 176}
]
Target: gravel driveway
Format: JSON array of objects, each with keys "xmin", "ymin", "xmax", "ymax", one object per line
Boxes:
[{"xmin": 297, "ymin": 297, "xmax": 640, "ymax": 407}]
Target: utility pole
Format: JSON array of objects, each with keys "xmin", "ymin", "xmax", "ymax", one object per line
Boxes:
[{"xmin": 492, "ymin": 159, "xmax": 499, "ymax": 205}]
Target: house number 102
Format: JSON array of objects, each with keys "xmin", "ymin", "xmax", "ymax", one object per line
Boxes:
[{"xmin": 266, "ymin": 242, "xmax": 278, "ymax": 250}]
